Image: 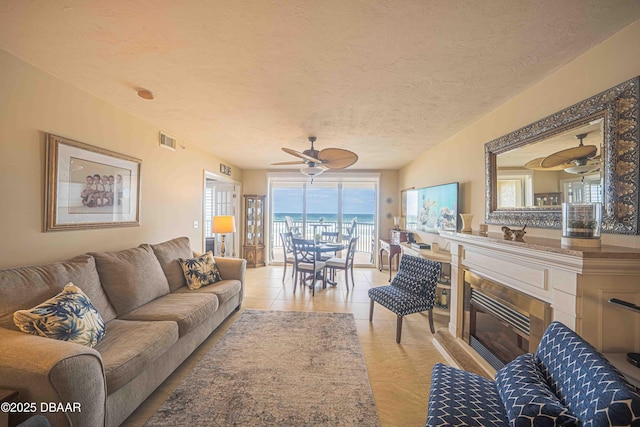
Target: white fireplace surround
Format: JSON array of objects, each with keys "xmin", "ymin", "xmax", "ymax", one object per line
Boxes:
[{"xmin": 439, "ymin": 231, "xmax": 640, "ymax": 361}]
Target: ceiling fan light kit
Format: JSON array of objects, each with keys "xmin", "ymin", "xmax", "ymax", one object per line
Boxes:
[{"xmin": 299, "ymin": 164, "xmax": 325, "ymax": 177}]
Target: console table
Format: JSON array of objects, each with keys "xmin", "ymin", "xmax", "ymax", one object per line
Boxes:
[
  {"xmin": 379, "ymin": 239, "xmax": 401, "ymax": 281},
  {"xmin": 378, "ymin": 230, "xmax": 410, "ymax": 281}
]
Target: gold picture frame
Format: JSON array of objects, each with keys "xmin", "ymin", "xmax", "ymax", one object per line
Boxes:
[{"xmin": 45, "ymin": 134, "xmax": 142, "ymax": 231}]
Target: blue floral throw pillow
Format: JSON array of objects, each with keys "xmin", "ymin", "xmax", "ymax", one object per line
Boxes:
[
  {"xmin": 13, "ymin": 283, "xmax": 106, "ymax": 348},
  {"xmin": 495, "ymin": 353, "xmax": 579, "ymax": 427},
  {"xmin": 178, "ymin": 251, "xmax": 222, "ymax": 290}
]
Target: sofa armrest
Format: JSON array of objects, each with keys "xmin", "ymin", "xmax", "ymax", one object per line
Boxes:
[
  {"xmin": 213, "ymin": 256, "xmax": 247, "ymax": 304},
  {"xmin": 0, "ymin": 328, "xmax": 106, "ymax": 427}
]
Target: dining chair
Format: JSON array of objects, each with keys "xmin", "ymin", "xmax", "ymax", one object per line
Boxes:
[
  {"xmin": 342, "ymin": 217, "xmax": 357, "ymax": 241},
  {"xmin": 280, "ymin": 232, "xmax": 296, "ymax": 282},
  {"xmin": 284, "ymin": 216, "xmax": 301, "ymax": 237},
  {"xmin": 321, "ymin": 230, "xmax": 340, "ymax": 242},
  {"xmin": 368, "ymin": 254, "xmax": 441, "ymax": 343},
  {"xmin": 291, "ymin": 237, "xmax": 327, "ymax": 296},
  {"xmin": 318, "ymin": 229, "xmax": 340, "ymax": 261},
  {"xmin": 325, "ymin": 236, "xmax": 359, "ymax": 289}
]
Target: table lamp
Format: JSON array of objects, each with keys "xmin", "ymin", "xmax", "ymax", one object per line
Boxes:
[{"xmin": 212, "ymin": 215, "xmax": 236, "ymax": 257}]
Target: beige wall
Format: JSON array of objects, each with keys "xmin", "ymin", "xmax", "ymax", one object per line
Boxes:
[
  {"xmin": 400, "ymin": 19, "xmax": 640, "ymax": 249},
  {"xmin": 0, "ymin": 50, "xmax": 242, "ymax": 268}
]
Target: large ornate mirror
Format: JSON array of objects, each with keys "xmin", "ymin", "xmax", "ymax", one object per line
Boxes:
[{"xmin": 485, "ymin": 76, "xmax": 639, "ymax": 234}]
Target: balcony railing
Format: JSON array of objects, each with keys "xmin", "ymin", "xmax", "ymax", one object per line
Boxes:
[{"xmin": 270, "ymin": 220, "xmax": 375, "ymax": 263}]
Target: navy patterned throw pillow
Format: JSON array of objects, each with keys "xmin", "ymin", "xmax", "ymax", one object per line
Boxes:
[
  {"xmin": 495, "ymin": 353, "xmax": 579, "ymax": 427},
  {"xmin": 178, "ymin": 251, "xmax": 222, "ymax": 290},
  {"xmin": 13, "ymin": 282, "xmax": 106, "ymax": 347}
]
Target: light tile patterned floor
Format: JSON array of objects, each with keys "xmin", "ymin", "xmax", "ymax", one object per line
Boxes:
[{"xmin": 123, "ymin": 265, "xmax": 449, "ymax": 427}]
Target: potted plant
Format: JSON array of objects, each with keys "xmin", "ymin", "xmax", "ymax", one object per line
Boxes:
[
  {"xmin": 562, "ymin": 202, "xmax": 602, "ymax": 242},
  {"xmin": 566, "ymin": 219, "xmax": 598, "ymax": 238}
]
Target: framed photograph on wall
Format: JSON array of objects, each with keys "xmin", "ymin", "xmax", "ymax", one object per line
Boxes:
[{"xmin": 45, "ymin": 134, "xmax": 141, "ymax": 231}]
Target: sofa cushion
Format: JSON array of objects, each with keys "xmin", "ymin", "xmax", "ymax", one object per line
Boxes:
[
  {"xmin": 426, "ymin": 363, "xmax": 509, "ymax": 426},
  {"xmin": 178, "ymin": 251, "xmax": 222, "ymax": 290},
  {"xmin": 118, "ymin": 293, "xmax": 219, "ymax": 336},
  {"xmin": 90, "ymin": 245, "xmax": 170, "ymax": 316},
  {"xmin": 535, "ymin": 321, "xmax": 640, "ymax": 426},
  {"xmin": 13, "ymin": 283, "xmax": 106, "ymax": 348},
  {"xmin": 150, "ymin": 237, "xmax": 193, "ymax": 292},
  {"xmin": 174, "ymin": 279, "xmax": 241, "ymax": 304},
  {"xmin": 94, "ymin": 319, "xmax": 179, "ymax": 393},
  {"xmin": 495, "ymin": 353, "xmax": 578, "ymax": 426},
  {"xmin": 0, "ymin": 254, "xmax": 117, "ymax": 329}
]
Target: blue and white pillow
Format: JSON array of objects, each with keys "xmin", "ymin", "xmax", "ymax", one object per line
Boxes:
[
  {"xmin": 13, "ymin": 283, "xmax": 106, "ymax": 347},
  {"xmin": 495, "ymin": 353, "xmax": 579, "ymax": 427}
]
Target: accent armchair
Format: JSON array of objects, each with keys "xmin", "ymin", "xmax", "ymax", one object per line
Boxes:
[{"xmin": 368, "ymin": 254, "xmax": 441, "ymax": 343}]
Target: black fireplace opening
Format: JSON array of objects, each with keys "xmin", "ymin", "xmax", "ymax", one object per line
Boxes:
[
  {"xmin": 463, "ymin": 270, "xmax": 551, "ymax": 371},
  {"xmin": 470, "ymin": 308, "xmax": 529, "ymax": 370}
]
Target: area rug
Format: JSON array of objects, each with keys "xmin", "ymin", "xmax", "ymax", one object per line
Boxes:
[{"xmin": 145, "ymin": 309, "xmax": 380, "ymax": 426}]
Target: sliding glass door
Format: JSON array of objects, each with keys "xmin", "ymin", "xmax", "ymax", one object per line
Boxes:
[{"xmin": 270, "ymin": 176, "xmax": 377, "ymax": 266}]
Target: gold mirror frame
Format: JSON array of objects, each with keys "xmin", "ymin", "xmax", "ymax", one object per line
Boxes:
[{"xmin": 485, "ymin": 76, "xmax": 639, "ymax": 234}]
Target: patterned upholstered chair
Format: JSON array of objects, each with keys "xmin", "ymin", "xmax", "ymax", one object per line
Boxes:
[
  {"xmin": 368, "ymin": 255, "xmax": 441, "ymax": 343},
  {"xmin": 425, "ymin": 321, "xmax": 640, "ymax": 426}
]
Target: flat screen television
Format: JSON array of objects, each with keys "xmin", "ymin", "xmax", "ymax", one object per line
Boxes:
[{"xmin": 404, "ymin": 182, "xmax": 459, "ymax": 233}]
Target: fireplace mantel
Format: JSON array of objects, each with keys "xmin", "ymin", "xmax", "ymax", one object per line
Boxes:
[{"xmin": 440, "ymin": 231, "xmax": 640, "ymax": 356}]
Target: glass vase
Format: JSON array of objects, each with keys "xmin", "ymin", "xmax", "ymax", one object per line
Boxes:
[{"xmin": 562, "ymin": 202, "xmax": 601, "ymax": 239}]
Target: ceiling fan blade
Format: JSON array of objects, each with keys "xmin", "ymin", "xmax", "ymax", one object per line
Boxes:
[
  {"xmin": 282, "ymin": 147, "xmax": 320, "ymax": 163},
  {"xmin": 318, "ymin": 148, "xmax": 359, "ymax": 169},
  {"xmin": 271, "ymin": 160, "xmax": 305, "ymax": 166},
  {"xmin": 540, "ymin": 145, "xmax": 598, "ymax": 168},
  {"xmin": 524, "ymin": 157, "xmax": 568, "ymax": 171}
]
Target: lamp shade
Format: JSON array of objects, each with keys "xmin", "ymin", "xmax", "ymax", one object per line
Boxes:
[{"xmin": 212, "ymin": 215, "xmax": 236, "ymax": 234}]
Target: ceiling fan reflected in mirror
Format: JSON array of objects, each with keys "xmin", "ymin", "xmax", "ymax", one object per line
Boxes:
[
  {"xmin": 271, "ymin": 136, "xmax": 359, "ymax": 181},
  {"xmin": 535, "ymin": 133, "xmax": 601, "ymax": 175}
]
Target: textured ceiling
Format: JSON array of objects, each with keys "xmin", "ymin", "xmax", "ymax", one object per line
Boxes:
[{"xmin": 1, "ymin": 1, "xmax": 640, "ymax": 170}]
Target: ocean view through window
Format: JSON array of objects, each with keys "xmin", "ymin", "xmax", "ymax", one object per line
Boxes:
[{"xmin": 269, "ymin": 177, "xmax": 378, "ymax": 266}]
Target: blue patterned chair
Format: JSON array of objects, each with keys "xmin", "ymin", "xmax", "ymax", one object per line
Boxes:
[
  {"xmin": 426, "ymin": 321, "xmax": 640, "ymax": 426},
  {"xmin": 368, "ymin": 255, "xmax": 441, "ymax": 343}
]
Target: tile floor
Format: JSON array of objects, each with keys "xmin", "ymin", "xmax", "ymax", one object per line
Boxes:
[{"xmin": 123, "ymin": 265, "xmax": 450, "ymax": 427}]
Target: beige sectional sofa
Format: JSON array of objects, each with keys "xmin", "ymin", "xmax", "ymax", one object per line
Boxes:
[{"xmin": 0, "ymin": 237, "xmax": 246, "ymax": 427}]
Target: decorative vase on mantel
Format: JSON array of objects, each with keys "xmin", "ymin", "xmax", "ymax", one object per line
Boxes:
[{"xmin": 460, "ymin": 213, "xmax": 473, "ymax": 233}]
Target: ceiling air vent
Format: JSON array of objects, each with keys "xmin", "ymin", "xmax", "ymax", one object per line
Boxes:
[{"xmin": 159, "ymin": 132, "xmax": 177, "ymax": 151}]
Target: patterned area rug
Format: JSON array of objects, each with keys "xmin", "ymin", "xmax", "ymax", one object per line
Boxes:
[{"xmin": 145, "ymin": 310, "xmax": 380, "ymax": 426}]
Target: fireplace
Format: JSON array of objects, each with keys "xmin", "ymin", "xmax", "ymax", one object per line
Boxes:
[{"xmin": 462, "ymin": 269, "xmax": 552, "ymax": 370}]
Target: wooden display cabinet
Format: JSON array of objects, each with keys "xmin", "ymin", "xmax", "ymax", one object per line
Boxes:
[{"xmin": 242, "ymin": 195, "xmax": 265, "ymax": 267}]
